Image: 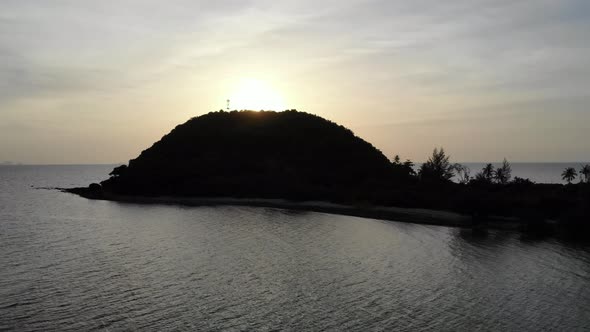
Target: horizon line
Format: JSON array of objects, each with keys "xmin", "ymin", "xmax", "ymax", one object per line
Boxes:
[{"xmin": 3, "ymin": 161, "xmax": 590, "ymax": 166}]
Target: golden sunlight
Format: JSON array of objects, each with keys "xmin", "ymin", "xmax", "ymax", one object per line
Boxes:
[{"xmin": 229, "ymin": 78, "xmax": 286, "ymax": 111}]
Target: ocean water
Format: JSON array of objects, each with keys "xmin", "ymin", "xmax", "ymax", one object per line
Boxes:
[{"xmin": 1, "ymin": 165, "xmax": 590, "ymax": 331}]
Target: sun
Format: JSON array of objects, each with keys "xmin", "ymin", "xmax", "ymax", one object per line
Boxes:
[{"xmin": 229, "ymin": 78, "xmax": 286, "ymax": 111}]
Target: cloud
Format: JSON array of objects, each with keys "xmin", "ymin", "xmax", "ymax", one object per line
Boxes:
[
  {"xmin": 0, "ymin": 0, "xmax": 589, "ymax": 162},
  {"xmin": 2, "ymin": 0, "xmax": 587, "ymax": 102}
]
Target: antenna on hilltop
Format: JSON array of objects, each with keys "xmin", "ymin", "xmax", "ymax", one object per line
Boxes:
[{"xmin": 226, "ymin": 99, "xmax": 230, "ymax": 111}]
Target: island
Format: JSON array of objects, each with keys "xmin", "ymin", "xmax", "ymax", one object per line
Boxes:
[{"xmin": 66, "ymin": 110, "xmax": 590, "ymax": 237}]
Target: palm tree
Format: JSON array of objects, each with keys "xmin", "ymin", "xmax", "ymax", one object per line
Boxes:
[
  {"xmin": 454, "ymin": 163, "xmax": 471, "ymax": 184},
  {"xmin": 562, "ymin": 167, "xmax": 577, "ymax": 184},
  {"xmin": 580, "ymin": 164, "xmax": 590, "ymax": 183},
  {"xmin": 474, "ymin": 163, "xmax": 495, "ymax": 183},
  {"xmin": 482, "ymin": 163, "xmax": 495, "ymax": 181},
  {"xmin": 494, "ymin": 158, "xmax": 512, "ymax": 184}
]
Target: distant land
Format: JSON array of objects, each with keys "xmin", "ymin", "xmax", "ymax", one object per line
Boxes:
[{"xmin": 66, "ymin": 110, "xmax": 590, "ymax": 237}]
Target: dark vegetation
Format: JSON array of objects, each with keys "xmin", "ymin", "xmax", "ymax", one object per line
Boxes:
[
  {"xmin": 74, "ymin": 110, "xmax": 590, "ymax": 236},
  {"xmin": 102, "ymin": 110, "xmax": 413, "ymax": 201}
]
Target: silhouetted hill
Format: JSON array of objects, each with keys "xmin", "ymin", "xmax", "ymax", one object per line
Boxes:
[
  {"xmin": 100, "ymin": 110, "xmax": 399, "ymax": 201},
  {"xmin": 66, "ymin": 109, "xmax": 589, "ymax": 236}
]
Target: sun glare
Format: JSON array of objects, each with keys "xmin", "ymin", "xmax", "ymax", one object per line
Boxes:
[{"xmin": 229, "ymin": 78, "xmax": 286, "ymax": 111}]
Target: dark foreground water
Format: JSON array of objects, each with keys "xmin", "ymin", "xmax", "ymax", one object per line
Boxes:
[{"xmin": 1, "ymin": 165, "xmax": 590, "ymax": 331}]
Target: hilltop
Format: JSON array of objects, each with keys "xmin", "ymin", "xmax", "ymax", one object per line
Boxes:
[{"xmin": 96, "ymin": 110, "xmax": 409, "ymax": 201}]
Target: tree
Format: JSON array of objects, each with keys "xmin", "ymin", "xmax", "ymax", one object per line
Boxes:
[
  {"xmin": 494, "ymin": 158, "xmax": 512, "ymax": 184},
  {"xmin": 562, "ymin": 167, "xmax": 577, "ymax": 184},
  {"xmin": 580, "ymin": 164, "xmax": 590, "ymax": 183},
  {"xmin": 454, "ymin": 163, "xmax": 471, "ymax": 184},
  {"xmin": 403, "ymin": 159, "xmax": 417, "ymax": 177},
  {"xmin": 474, "ymin": 163, "xmax": 495, "ymax": 184},
  {"xmin": 512, "ymin": 177, "xmax": 534, "ymax": 186},
  {"xmin": 418, "ymin": 147, "xmax": 454, "ymax": 182},
  {"xmin": 392, "ymin": 155, "xmax": 416, "ymax": 177}
]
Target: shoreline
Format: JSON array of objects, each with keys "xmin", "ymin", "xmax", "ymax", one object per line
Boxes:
[{"xmin": 63, "ymin": 188, "xmax": 524, "ymax": 231}]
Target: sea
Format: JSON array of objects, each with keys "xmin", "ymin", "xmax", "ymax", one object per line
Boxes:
[{"xmin": 1, "ymin": 165, "xmax": 589, "ymax": 331}]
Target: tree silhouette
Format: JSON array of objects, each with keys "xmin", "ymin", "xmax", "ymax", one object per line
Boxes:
[
  {"xmin": 474, "ymin": 163, "xmax": 495, "ymax": 183},
  {"xmin": 418, "ymin": 147, "xmax": 454, "ymax": 182},
  {"xmin": 494, "ymin": 158, "xmax": 512, "ymax": 184},
  {"xmin": 454, "ymin": 163, "xmax": 471, "ymax": 184},
  {"xmin": 562, "ymin": 167, "xmax": 577, "ymax": 184},
  {"xmin": 580, "ymin": 164, "xmax": 590, "ymax": 183},
  {"xmin": 392, "ymin": 155, "xmax": 416, "ymax": 177},
  {"xmin": 512, "ymin": 176, "xmax": 534, "ymax": 186},
  {"xmin": 402, "ymin": 159, "xmax": 416, "ymax": 176}
]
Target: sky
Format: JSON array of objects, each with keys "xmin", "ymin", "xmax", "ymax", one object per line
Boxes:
[{"xmin": 1, "ymin": 0, "xmax": 589, "ymax": 164}]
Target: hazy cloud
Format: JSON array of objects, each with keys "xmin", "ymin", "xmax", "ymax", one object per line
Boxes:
[{"xmin": 1, "ymin": 0, "xmax": 589, "ymax": 163}]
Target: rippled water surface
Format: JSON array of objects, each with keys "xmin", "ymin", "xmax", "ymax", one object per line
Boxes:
[{"xmin": 1, "ymin": 165, "xmax": 590, "ymax": 331}]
